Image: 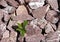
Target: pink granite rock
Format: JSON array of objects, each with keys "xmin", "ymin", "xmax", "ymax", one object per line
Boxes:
[
  {"xmin": 32, "ymin": 4, "xmax": 50, "ymax": 19},
  {"xmin": 46, "ymin": 10, "xmax": 59, "ymax": 24},
  {"xmin": 5, "ymin": 0, "xmax": 19, "ymax": 8},
  {"xmin": 46, "ymin": 0, "xmax": 58, "ymax": 11}
]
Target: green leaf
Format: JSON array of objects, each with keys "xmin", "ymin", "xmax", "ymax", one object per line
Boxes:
[
  {"xmin": 20, "ymin": 29, "xmax": 26, "ymax": 37},
  {"xmin": 16, "ymin": 28, "xmax": 20, "ymax": 32},
  {"xmin": 23, "ymin": 20, "xmax": 28, "ymax": 28},
  {"xmin": 16, "ymin": 20, "xmax": 28, "ymax": 37},
  {"xmin": 17, "ymin": 23, "xmax": 22, "ymax": 29}
]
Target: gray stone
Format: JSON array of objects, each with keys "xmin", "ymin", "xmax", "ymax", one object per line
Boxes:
[
  {"xmin": 29, "ymin": 0, "xmax": 45, "ymax": 9},
  {"xmin": 4, "ymin": 6, "xmax": 16, "ymax": 13},
  {"xmin": 18, "ymin": 0, "xmax": 25, "ymax": 4}
]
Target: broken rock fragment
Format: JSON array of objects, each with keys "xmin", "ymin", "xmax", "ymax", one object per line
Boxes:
[
  {"xmin": 18, "ymin": 25, "xmax": 44, "ymax": 42},
  {"xmin": 18, "ymin": 24, "xmax": 43, "ymax": 42},
  {"xmin": 0, "ymin": 0, "xmax": 8, "ymax": 7},
  {"xmin": 46, "ymin": 0, "xmax": 58, "ymax": 11},
  {"xmin": 57, "ymin": 22, "xmax": 60, "ymax": 31},
  {"xmin": 26, "ymin": 34, "xmax": 45, "ymax": 42},
  {"xmin": 29, "ymin": 1, "xmax": 45, "ymax": 9},
  {"xmin": 5, "ymin": 0, "xmax": 19, "ymax": 8},
  {"xmin": 16, "ymin": 5, "xmax": 28, "ymax": 15},
  {"xmin": 0, "ymin": 9, "xmax": 4, "ymax": 24},
  {"xmin": 46, "ymin": 10, "xmax": 59, "ymax": 24},
  {"xmin": 25, "ymin": 0, "xmax": 45, "ymax": 3},
  {"xmin": 46, "ymin": 32, "xmax": 59, "ymax": 42},
  {"xmin": 30, "ymin": 18, "xmax": 47, "ymax": 29},
  {"xmin": 18, "ymin": 0, "xmax": 25, "ymax": 4},
  {"xmin": 37, "ymin": 18, "xmax": 47, "ymax": 29},
  {"xmin": 32, "ymin": 4, "xmax": 50, "ymax": 19},
  {"xmin": 2, "ymin": 30, "xmax": 9, "ymax": 39},
  {"xmin": 45, "ymin": 22, "xmax": 54, "ymax": 33},
  {"xmin": 4, "ymin": 6, "xmax": 16, "ymax": 13},
  {"xmin": 9, "ymin": 31, "xmax": 17, "ymax": 42},
  {"xmin": 26, "ymin": 25, "xmax": 42, "ymax": 36},
  {"xmin": 0, "ymin": 23, "xmax": 6, "ymax": 40},
  {"xmin": 12, "ymin": 5, "xmax": 34, "ymax": 22},
  {"xmin": 0, "ymin": 38, "xmax": 10, "ymax": 42}
]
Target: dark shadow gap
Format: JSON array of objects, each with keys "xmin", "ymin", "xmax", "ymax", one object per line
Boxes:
[
  {"xmin": 0, "ymin": 5, "xmax": 5, "ymax": 9},
  {"xmin": 23, "ymin": 37, "xmax": 26, "ymax": 42}
]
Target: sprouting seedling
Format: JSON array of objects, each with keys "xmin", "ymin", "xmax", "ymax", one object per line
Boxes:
[{"xmin": 16, "ymin": 20, "xmax": 28, "ymax": 37}]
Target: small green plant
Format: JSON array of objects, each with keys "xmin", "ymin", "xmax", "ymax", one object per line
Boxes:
[{"xmin": 16, "ymin": 20, "xmax": 28, "ymax": 37}]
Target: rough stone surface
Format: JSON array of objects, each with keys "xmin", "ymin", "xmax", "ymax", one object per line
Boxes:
[
  {"xmin": 12, "ymin": 5, "xmax": 34, "ymax": 22},
  {"xmin": 2, "ymin": 30, "xmax": 9, "ymax": 39},
  {"xmin": 4, "ymin": 6, "xmax": 16, "ymax": 13},
  {"xmin": 19, "ymin": 25, "xmax": 44, "ymax": 42},
  {"xmin": 32, "ymin": 4, "xmax": 50, "ymax": 19},
  {"xmin": 45, "ymin": 22, "xmax": 54, "ymax": 33},
  {"xmin": 29, "ymin": 1, "xmax": 45, "ymax": 9},
  {"xmin": 45, "ymin": 32, "xmax": 59, "ymax": 42},
  {"xmin": 0, "ymin": 0, "xmax": 60, "ymax": 42},
  {"xmin": 46, "ymin": 0, "xmax": 58, "ymax": 11},
  {"xmin": 0, "ymin": 0, "xmax": 8, "ymax": 7},
  {"xmin": 16, "ymin": 5, "xmax": 28, "ymax": 15},
  {"xmin": 46, "ymin": 10, "xmax": 59, "ymax": 24},
  {"xmin": 5, "ymin": 0, "xmax": 19, "ymax": 8}
]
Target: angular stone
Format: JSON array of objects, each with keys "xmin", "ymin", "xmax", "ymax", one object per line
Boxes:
[
  {"xmin": 7, "ymin": 20, "xmax": 17, "ymax": 42},
  {"xmin": 0, "ymin": 0, "xmax": 8, "ymax": 7},
  {"xmin": 26, "ymin": 25, "xmax": 42, "ymax": 36},
  {"xmin": 46, "ymin": 0, "xmax": 58, "ymax": 11},
  {"xmin": 29, "ymin": 1, "xmax": 45, "ymax": 9},
  {"xmin": 7, "ymin": 20, "xmax": 16, "ymax": 31},
  {"xmin": 25, "ymin": 0, "xmax": 45, "ymax": 3},
  {"xmin": 18, "ymin": 36, "xmax": 24, "ymax": 42},
  {"xmin": 26, "ymin": 34, "xmax": 45, "ymax": 42},
  {"xmin": 12, "ymin": 5, "xmax": 34, "ymax": 22},
  {"xmin": 4, "ymin": 13, "xmax": 11, "ymax": 22},
  {"xmin": 58, "ymin": 22, "xmax": 60, "ymax": 31},
  {"xmin": 0, "ymin": 23, "xmax": 6, "ymax": 33},
  {"xmin": 30, "ymin": 18, "xmax": 47, "ymax": 29},
  {"xmin": 45, "ymin": 22, "xmax": 54, "ymax": 33},
  {"xmin": 18, "ymin": 0, "xmax": 25, "ymax": 4},
  {"xmin": 1, "ymin": 38, "xmax": 10, "ymax": 42},
  {"xmin": 30, "ymin": 19, "xmax": 38, "ymax": 28},
  {"xmin": 0, "ymin": 9, "xmax": 4, "ymax": 24},
  {"xmin": 37, "ymin": 18, "xmax": 47, "ymax": 29},
  {"xmin": 9, "ymin": 31, "xmax": 17, "ymax": 42},
  {"xmin": 4, "ymin": 6, "xmax": 16, "ymax": 13},
  {"xmin": 32, "ymin": 4, "xmax": 50, "ymax": 19},
  {"xmin": 12, "ymin": 14, "xmax": 34, "ymax": 23},
  {"xmin": 2, "ymin": 30, "xmax": 9, "ymax": 39},
  {"xmin": 0, "ymin": 23, "xmax": 6, "ymax": 40},
  {"xmin": 50, "ymin": 24, "xmax": 57, "ymax": 31},
  {"xmin": 46, "ymin": 32, "xmax": 59, "ymax": 42},
  {"xmin": 18, "ymin": 25, "xmax": 44, "ymax": 42},
  {"xmin": 27, "ymin": 5, "xmax": 32, "ymax": 13},
  {"xmin": 5, "ymin": 0, "xmax": 19, "ymax": 8},
  {"xmin": 46, "ymin": 10, "xmax": 59, "ymax": 24},
  {"xmin": 16, "ymin": 5, "xmax": 28, "ymax": 15},
  {"xmin": 0, "ymin": 29, "xmax": 3, "ymax": 40}
]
